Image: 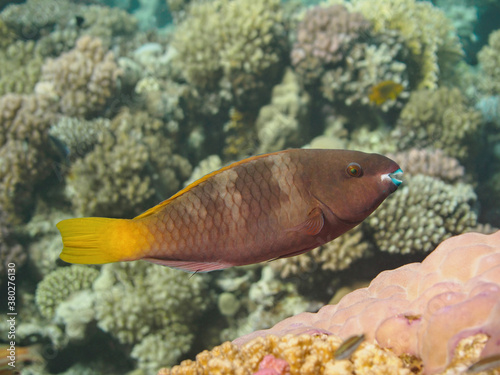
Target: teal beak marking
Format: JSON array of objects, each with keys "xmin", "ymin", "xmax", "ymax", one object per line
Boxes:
[{"xmin": 389, "ymin": 168, "xmax": 403, "ymax": 186}]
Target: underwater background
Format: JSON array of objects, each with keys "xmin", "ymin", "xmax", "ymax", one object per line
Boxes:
[{"xmin": 0, "ymin": 0, "xmax": 499, "ymax": 373}]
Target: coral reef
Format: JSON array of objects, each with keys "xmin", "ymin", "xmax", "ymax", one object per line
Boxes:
[
  {"xmin": 65, "ymin": 110, "xmax": 191, "ymax": 217},
  {"xmin": 0, "ymin": 204, "xmax": 25, "ymax": 283},
  {"xmin": 255, "ymin": 68, "xmax": 310, "ymax": 154},
  {"xmin": 391, "ymin": 87, "xmax": 482, "ymax": 160},
  {"xmin": 477, "ymin": 29, "xmax": 500, "ymax": 95},
  {"xmin": 386, "ymin": 148, "xmax": 465, "ymax": 183},
  {"xmin": 217, "ymin": 265, "xmax": 315, "ymax": 341},
  {"xmin": 183, "ymin": 154, "xmax": 222, "ymax": 187},
  {"xmin": 160, "ymin": 333, "xmax": 413, "ymax": 374},
  {"xmin": 171, "ymin": 0, "xmax": 286, "ymax": 109},
  {"xmin": 319, "ymin": 31, "xmax": 410, "ymax": 110},
  {"xmin": 0, "ymin": 0, "xmax": 77, "ymax": 39},
  {"xmin": 35, "ymin": 35, "xmax": 122, "ymax": 118},
  {"xmin": 0, "ymin": 93, "xmax": 59, "ymax": 221},
  {"xmin": 0, "ymin": 40, "xmax": 43, "ymax": 95},
  {"xmin": 93, "ymin": 261, "xmax": 212, "ymax": 370},
  {"xmin": 35, "ymin": 265, "xmax": 99, "ymax": 319},
  {"xmin": 49, "ymin": 116, "xmax": 111, "ymax": 158},
  {"xmin": 270, "ymin": 226, "xmax": 373, "ymax": 279},
  {"xmin": 234, "ymin": 231, "xmax": 500, "ymax": 374},
  {"xmin": 290, "ymin": 4, "xmax": 371, "ymax": 85},
  {"xmin": 292, "ymin": 4, "xmax": 410, "ymax": 111},
  {"xmin": 340, "ymin": 0, "xmax": 463, "ymax": 89},
  {"xmin": 367, "ymin": 174, "xmax": 477, "ymax": 254}
]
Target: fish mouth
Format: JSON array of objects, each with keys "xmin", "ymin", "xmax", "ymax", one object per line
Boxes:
[
  {"xmin": 388, "ymin": 168, "xmax": 403, "ymax": 186},
  {"xmin": 382, "ymin": 168, "xmax": 403, "ymax": 187}
]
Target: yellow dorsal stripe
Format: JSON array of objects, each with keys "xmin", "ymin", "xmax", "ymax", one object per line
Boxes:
[{"xmin": 134, "ymin": 150, "xmax": 291, "ymax": 220}]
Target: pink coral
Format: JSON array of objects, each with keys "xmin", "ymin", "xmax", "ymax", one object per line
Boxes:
[
  {"xmin": 290, "ymin": 4, "xmax": 370, "ymax": 84},
  {"xmin": 234, "ymin": 231, "xmax": 500, "ymax": 374},
  {"xmin": 253, "ymin": 354, "xmax": 290, "ymax": 375}
]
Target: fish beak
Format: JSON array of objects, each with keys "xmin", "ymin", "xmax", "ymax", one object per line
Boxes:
[{"xmin": 388, "ymin": 168, "xmax": 403, "ymax": 187}]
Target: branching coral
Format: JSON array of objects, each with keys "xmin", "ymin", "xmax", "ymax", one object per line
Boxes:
[
  {"xmin": 93, "ymin": 261, "xmax": 211, "ymax": 369},
  {"xmin": 0, "ymin": 93, "xmax": 58, "ymax": 221},
  {"xmin": 391, "ymin": 87, "xmax": 482, "ymax": 160},
  {"xmin": 339, "ymin": 0, "xmax": 463, "ymax": 89},
  {"xmin": 65, "ymin": 110, "xmax": 191, "ymax": 217},
  {"xmin": 0, "ymin": 40, "xmax": 43, "ymax": 95},
  {"xmin": 160, "ymin": 333, "xmax": 410, "ymax": 375},
  {"xmin": 477, "ymin": 29, "xmax": 500, "ymax": 95},
  {"xmin": 171, "ymin": 0, "xmax": 286, "ymax": 109},
  {"xmin": 35, "ymin": 265, "xmax": 99, "ymax": 319},
  {"xmin": 367, "ymin": 174, "xmax": 477, "ymax": 254},
  {"xmin": 234, "ymin": 231, "xmax": 500, "ymax": 374},
  {"xmin": 35, "ymin": 35, "xmax": 121, "ymax": 118}
]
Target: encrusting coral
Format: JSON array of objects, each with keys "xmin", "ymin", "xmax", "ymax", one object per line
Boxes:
[
  {"xmin": 35, "ymin": 35, "xmax": 122, "ymax": 118},
  {"xmin": 367, "ymin": 174, "xmax": 477, "ymax": 254},
  {"xmin": 391, "ymin": 87, "xmax": 482, "ymax": 160},
  {"xmin": 231, "ymin": 231, "xmax": 500, "ymax": 375}
]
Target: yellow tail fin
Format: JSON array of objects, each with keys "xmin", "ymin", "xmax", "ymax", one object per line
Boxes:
[{"xmin": 57, "ymin": 217, "xmax": 146, "ymax": 264}]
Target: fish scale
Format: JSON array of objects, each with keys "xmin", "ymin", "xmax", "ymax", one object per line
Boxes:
[{"xmin": 57, "ymin": 149, "xmax": 403, "ymax": 272}]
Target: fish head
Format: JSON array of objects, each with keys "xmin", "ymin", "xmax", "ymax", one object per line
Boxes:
[{"xmin": 312, "ymin": 150, "xmax": 402, "ymax": 225}]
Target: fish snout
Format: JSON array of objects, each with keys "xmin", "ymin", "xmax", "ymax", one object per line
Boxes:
[
  {"xmin": 381, "ymin": 168, "xmax": 403, "ymax": 192},
  {"xmin": 389, "ymin": 168, "xmax": 403, "ymax": 187}
]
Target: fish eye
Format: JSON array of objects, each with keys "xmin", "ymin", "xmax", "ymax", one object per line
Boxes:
[{"xmin": 346, "ymin": 162, "xmax": 363, "ymax": 177}]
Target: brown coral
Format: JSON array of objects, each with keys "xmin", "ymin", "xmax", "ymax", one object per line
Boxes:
[{"xmin": 35, "ymin": 35, "xmax": 121, "ymax": 118}]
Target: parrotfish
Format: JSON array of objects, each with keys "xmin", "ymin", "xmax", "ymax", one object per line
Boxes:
[
  {"xmin": 368, "ymin": 80, "xmax": 404, "ymax": 106},
  {"xmin": 57, "ymin": 149, "xmax": 403, "ymax": 272}
]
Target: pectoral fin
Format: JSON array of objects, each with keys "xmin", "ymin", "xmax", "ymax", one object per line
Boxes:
[{"xmin": 286, "ymin": 207, "xmax": 324, "ymax": 236}]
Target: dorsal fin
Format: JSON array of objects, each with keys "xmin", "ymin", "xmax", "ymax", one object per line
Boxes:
[{"xmin": 134, "ymin": 150, "xmax": 292, "ymax": 220}]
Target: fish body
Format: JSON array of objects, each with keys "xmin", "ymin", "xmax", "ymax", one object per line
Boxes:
[
  {"xmin": 58, "ymin": 149, "xmax": 402, "ymax": 272},
  {"xmin": 369, "ymin": 80, "xmax": 404, "ymax": 105}
]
